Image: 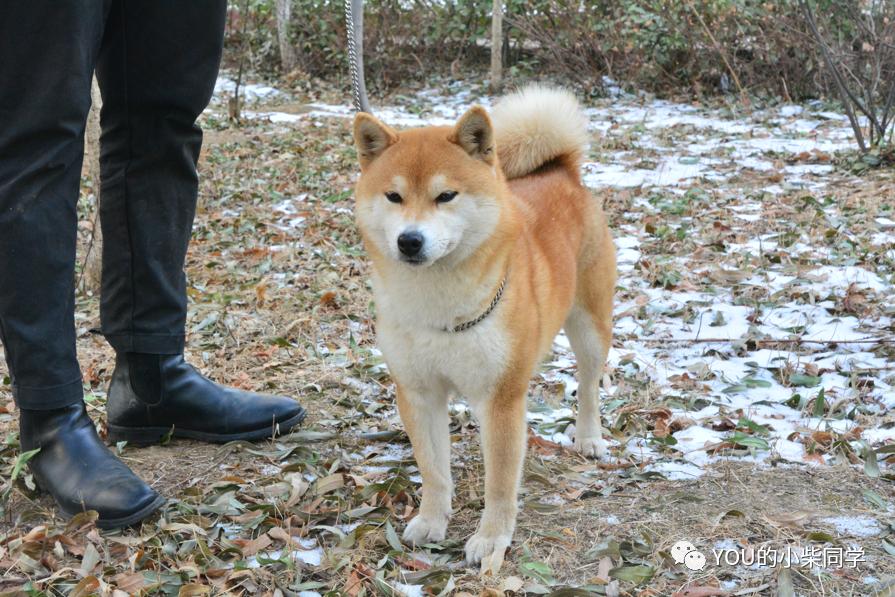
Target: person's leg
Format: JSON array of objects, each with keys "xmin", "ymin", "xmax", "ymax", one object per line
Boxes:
[
  {"xmin": 0, "ymin": 2, "xmax": 97, "ymax": 410},
  {"xmin": 95, "ymin": 0, "xmax": 225, "ymax": 353},
  {"xmin": 96, "ymin": 0, "xmax": 305, "ymax": 443},
  {"xmin": 0, "ymin": 0, "xmax": 164, "ymax": 528}
]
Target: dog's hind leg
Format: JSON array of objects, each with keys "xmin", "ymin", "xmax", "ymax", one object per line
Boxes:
[
  {"xmin": 564, "ymin": 305, "xmax": 611, "ymax": 458},
  {"xmin": 397, "ymin": 384, "xmax": 454, "ymax": 545},
  {"xmin": 565, "ymin": 235, "xmax": 615, "ymax": 458}
]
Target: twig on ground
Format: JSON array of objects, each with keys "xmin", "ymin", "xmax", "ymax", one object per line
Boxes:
[{"xmin": 629, "ymin": 337, "xmax": 893, "ymax": 346}]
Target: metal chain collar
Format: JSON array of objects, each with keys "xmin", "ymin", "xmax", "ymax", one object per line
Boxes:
[{"xmin": 446, "ymin": 273, "xmax": 509, "ymax": 333}]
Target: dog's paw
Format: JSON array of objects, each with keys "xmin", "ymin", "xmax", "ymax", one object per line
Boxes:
[
  {"xmin": 465, "ymin": 531, "xmax": 512, "ymax": 566},
  {"xmin": 574, "ymin": 435, "xmax": 607, "ymax": 459},
  {"xmin": 403, "ymin": 514, "xmax": 448, "ymax": 545}
]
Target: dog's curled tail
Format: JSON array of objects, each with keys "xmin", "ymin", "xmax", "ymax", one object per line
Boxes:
[{"xmin": 490, "ymin": 85, "xmax": 589, "ymax": 180}]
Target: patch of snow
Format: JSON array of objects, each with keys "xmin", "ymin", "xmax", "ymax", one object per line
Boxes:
[
  {"xmin": 784, "ymin": 164, "xmax": 834, "ymax": 176},
  {"xmin": 821, "ymin": 516, "xmax": 882, "ymax": 538},
  {"xmin": 615, "ymin": 235, "xmax": 642, "ymax": 270},
  {"xmin": 672, "ymin": 426, "xmax": 725, "ymax": 466},
  {"xmin": 246, "ymin": 111, "xmax": 304, "ymax": 124},
  {"xmin": 393, "ymin": 581, "xmax": 425, "ymax": 597},
  {"xmin": 582, "ymin": 157, "xmax": 706, "ymax": 189},
  {"xmin": 773, "ymin": 438, "xmax": 808, "ymax": 464},
  {"xmin": 648, "ymin": 461, "xmax": 705, "ymax": 480},
  {"xmin": 739, "ymin": 157, "xmax": 775, "ymax": 171},
  {"xmin": 214, "ymin": 76, "xmax": 285, "ymax": 104}
]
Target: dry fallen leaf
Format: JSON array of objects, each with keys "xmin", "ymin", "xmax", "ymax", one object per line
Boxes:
[
  {"xmin": 111, "ymin": 571, "xmax": 145, "ymax": 594},
  {"xmin": 501, "ymin": 576, "xmax": 525, "ymax": 592},
  {"xmin": 671, "ymin": 587, "xmax": 729, "ymax": 597},
  {"xmin": 233, "ymin": 533, "xmax": 272, "ymax": 557},
  {"xmin": 70, "ymin": 577, "xmax": 101, "ymax": 597}
]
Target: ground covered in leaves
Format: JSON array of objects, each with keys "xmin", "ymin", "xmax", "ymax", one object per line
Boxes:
[{"xmin": 1, "ymin": 75, "xmax": 894, "ymax": 596}]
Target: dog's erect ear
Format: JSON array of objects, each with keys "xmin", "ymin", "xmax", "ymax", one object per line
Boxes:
[
  {"xmin": 450, "ymin": 106, "xmax": 495, "ymax": 164},
  {"xmin": 354, "ymin": 113, "xmax": 398, "ymax": 169}
]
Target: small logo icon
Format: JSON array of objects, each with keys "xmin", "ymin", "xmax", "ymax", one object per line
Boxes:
[
  {"xmin": 685, "ymin": 550, "xmax": 707, "ymax": 571},
  {"xmin": 672, "ymin": 540, "xmax": 707, "ymax": 571}
]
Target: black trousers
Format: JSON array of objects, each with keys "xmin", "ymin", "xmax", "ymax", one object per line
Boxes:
[{"xmin": 0, "ymin": 1, "xmax": 227, "ymax": 410}]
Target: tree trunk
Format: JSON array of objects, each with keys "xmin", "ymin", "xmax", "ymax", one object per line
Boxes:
[
  {"xmin": 276, "ymin": 0, "xmax": 297, "ymax": 73},
  {"xmin": 83, "ymin": 76, "xmax": 103, "ymax": 293},
  {"xmin": 490, "ymin": 0, "xmax": 503, "ymax": 93}
]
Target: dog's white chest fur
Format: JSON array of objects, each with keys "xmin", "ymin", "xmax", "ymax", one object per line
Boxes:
[{"xmin": 373, "ymin": 274, "xmax": 510, "ymax": 401}]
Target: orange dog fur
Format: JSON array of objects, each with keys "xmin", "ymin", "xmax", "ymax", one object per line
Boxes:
[{"xmin": 351, "ymin": 86, "xmax": 616, "ymax": 566}]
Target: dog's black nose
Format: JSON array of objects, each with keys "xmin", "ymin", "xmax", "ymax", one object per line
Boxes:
[{"xmin": 397, "ymin": 230, "xmax": 424, "ymax": 257}]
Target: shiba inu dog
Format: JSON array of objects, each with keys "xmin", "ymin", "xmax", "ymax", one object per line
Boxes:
[{"xmin": 351, "ymin": 86, "xmax": 616, "ymax": 566}]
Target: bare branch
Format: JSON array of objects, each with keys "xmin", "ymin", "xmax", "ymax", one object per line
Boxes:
[
  {"xmin": 685, "ymin": 0, "xmax": 751, "ymax": 111},
  {"xmin": 800, "ymin": 0, "xmax": 867, "ymax": 151}
]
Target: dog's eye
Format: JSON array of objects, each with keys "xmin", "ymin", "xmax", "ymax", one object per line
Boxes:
[
  {"xmin": 435, "ymin": 191, "xmax": 458, "ymax": 204},
  {"xmin": 385, "ymin": 192, "xmax": 403, "ymax": 204}
]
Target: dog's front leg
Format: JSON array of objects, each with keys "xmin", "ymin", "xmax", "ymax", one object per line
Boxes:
[
  {"xmin": 465, "ymin": 383, "xmax": 527, "ymax": 565},
  {"xmin": 397, "ymin": 384, "xmax": 453, "ymax": 545}
]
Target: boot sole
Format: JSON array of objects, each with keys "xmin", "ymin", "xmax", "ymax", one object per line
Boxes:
[
  {"xmin": 32, "ymin": 471, "xmax": 167, "ymax": 530},
  {"xmin": 77, "ymin": 494, "xmax": 167, "ymax": 530},
  {"xmin": 106, "ymin": 406, "xmax": 307, "ymax": 446},
  {"xmin": 34, "ymin": 481, "xmax": 166, "ymax": 530}
]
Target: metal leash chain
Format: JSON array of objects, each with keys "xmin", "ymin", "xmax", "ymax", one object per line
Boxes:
[
  {"xmin": 344, "ymin": 0, "xmax": 370, "ymax": 113},
  {"xmin": 344, "ymin": 0, "xmax": 361, "ymax": 112}
]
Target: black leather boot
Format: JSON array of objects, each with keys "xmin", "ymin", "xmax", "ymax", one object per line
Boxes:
[
  {"xmin": 19, "ymin": 403, "xmax": 165, "ymax": 529},
  {"xmin": 107, "ymin": 352, "xmax": 306, "ymax": 445}
]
